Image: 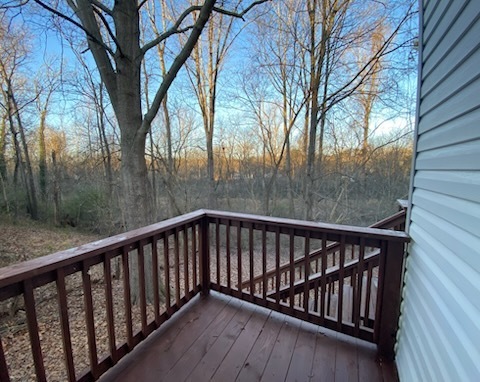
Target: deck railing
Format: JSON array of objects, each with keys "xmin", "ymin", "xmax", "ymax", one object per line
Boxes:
[
  {"xmin": 0, "ymin": 209, "xmax": 409, "ymax": 381},
  {"xmin": 238, "ymin": 208, "xmax": 407, "ymax": 297}
]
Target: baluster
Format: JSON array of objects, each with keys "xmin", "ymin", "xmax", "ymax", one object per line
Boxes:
[
  {"xmin": 226, "ymin": 220, "xmax": 231, "ymax": 290},
  {"xmin": 365, "ymin": 262, "xmax": 373, "ymax": 328},
  {"xmin": 138, "ymin": 241, "xmax": 147, "ymax": 334},
  {"xmin": 327, "ymin": 278, "xmax": 332, "ymax": 316},
  {"xmin": 216, "ymin": 219, "xmax": 221, "ymax": 285},
  {"xmin": 374, "ymin": 241, "xmax": 387, "ymax": 339},
  {"xmin": 56, "ymin": 267, "xmax": 76, "ymax": 381},
  {"xmin": 152, "ymin": 236, "xmax": 160, "ymax": 324},
  {"xmin": 303, "ymin": 232, "xmax": 310, "ymax": 313},
  {"xmin": 0, "ymin": 337, "xmax": 10, "ymax": 382},
  {"xmin": 262, "ymin": 226, "xmax": 267, "ymax": 300},
  {"xmin": 199, "ymin": 217, "xmax": 210, "ymax": 296},
  {"xmin": 163, "ymin": 234, "xmax": 171, "ymax": 312},
  {"xmin": 174, "ymin": 228, "xmax": 181, "ymax": 306},
  {"xmin": 354, "ymin": 239, "xmax": 365, "ymax": 336},
  {"xmin": 23, "ymin": 279, "xmax": 46, "ymax": 382},
  {"xmin": 82, "ymin": 260, "xmax": 98, "ymax": 377},
  {"xmin": 313, "ymin": 278, "xmax": 319, "ymax": 313},
  {"xmin": 274, "ymin": 227, "xmax": 281, "ymax": 303},
  {"xmin": 320, "ymin": 233, "xmax": 327, "ymax": 323},
  {"xmin": 122, "ymin": 248, "xmax": 133, "ymax": 347},
  {"xmin": 192, "ymin": 224, "xmax": 198, "ymax": 291},
  {"xmin": 289, "ymin": 230, "xmax": 295, "ymax": 309},
  {"xmin": 237, "ymin": 222, "xmax": 242, "ymax": 292},
  {"xmin": 249, "ymin": 226, "xmax": 254, "ymax": 296},
  {"xmin": 183, "ymin": 227, "xmax": 190, "ymax": 298},
  {"xmin": 103, "ymin": 253, "xmax": 118, "ymax": 365},
  {"xmin": 338, "ymin": 236, "xmax": 346, "ymax": 330}
]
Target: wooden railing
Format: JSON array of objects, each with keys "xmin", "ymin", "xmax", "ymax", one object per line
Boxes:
[
  {"xmin": 0, "ymin": 209, "xmax": 409, "ymax": 381},
  {"xmin": 0, "ymin": 211, "xmax": 207, "ymax": 382},
  {"xmin": 204, "ymin": 210, "xmax": 409, "ymax": 360},
  {"xmin": 239, "ymin": 208, "xmax": 407, "ymax": 295}
]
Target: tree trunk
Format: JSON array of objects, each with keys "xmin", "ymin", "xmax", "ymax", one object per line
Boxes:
[
  {"xmin": 98, "ymin": 82, "xmax": 114, "ymax": 200},
  {"xmin": 206, "ymin": 128, "xmax": 216, "ymax": 209},
  {"xmin": 38, "ymin": 109, "xmax": 47, "ymax": 201},
  {"xmin": 4, "ymin": 83, "xmax": 38, "ymax": 220},
  {"xmin": 51, "ymin": 150, "xmax": 60, "ymax": 225},
  {"xmin": 0, "ymin": 115, "xmax": 6, "ymax": 182},
  {"xmin": 15, "ymin": 97, "xmax": 39, "ymax": 220}
]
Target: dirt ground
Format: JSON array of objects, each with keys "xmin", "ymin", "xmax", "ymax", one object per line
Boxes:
[{"xmin": 0, "ymin": 217, "xmax": 100, "ymax": 268}]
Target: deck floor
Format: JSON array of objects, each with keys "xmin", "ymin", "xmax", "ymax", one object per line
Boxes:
[{"xmin": 100, "ymin": 292, "xmax": 398, "ymax": 382}]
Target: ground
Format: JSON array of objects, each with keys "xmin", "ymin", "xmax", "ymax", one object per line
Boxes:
[{"xmin": 0, "ymin": 216, "xmax": 100, "ymax": 268}]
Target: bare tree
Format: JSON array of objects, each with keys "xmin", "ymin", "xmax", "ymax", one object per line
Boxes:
[
  {"xmin": 251, "ymin": 0, "xmax": 308, "ymax": 216},
  {"xmin": 35, "ymin": 61, "xmax": 59, "ymax": 201},
  {"xmin": 0, "ymin": 21, "xmax": 38, "ymax": 219},
  {"xmin": 25, "ymin": 0, "xmax": 266, "ymax": 230},
  {"xmin": 183, "ymin": 2, "xmax": 242, "ymax": 208},
  {"xmin": 7, "ymin": 0, "xmax": 267, "ymax": 303},
  {"xmin": 0, "ymin": 114, "xmax": 6, "ymax": 183},
  {"xmin": 300, "ymin": 0, "xmax": 414, "ymax": 220}
]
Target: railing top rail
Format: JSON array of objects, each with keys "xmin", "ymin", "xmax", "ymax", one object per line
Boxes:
[
  {"xmin": 0, "ymin": 208, "xmax": 409, "ymax": 290},
  {"xmin": 203, "ymin": 210, "xmax": 410, "ymax": 242},
  {"xmin": 397, "ymin": 199, "xmax": 409, "ymax": 210},
  {"xmin": 0, "ymin": 209, "xmax": 206, "ymax": 289},
  {"xmin": 370, "ymin": 209, "xmax": 406, "ymax": 229}
]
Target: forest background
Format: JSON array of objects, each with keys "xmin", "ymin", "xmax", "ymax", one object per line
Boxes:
[{"xmin": 0, "ymin": 0, "xmax": 418, "ymax": 236}]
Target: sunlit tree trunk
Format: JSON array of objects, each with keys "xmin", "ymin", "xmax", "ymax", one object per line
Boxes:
[
  {"xmin": 1, "ymin": 77, "xmax": 38, "ymax": 219},
  {"xmin": 0, "ymin": 115, "xmax": 7, "ymax": 182},
  {"xmin": 38, "ymin": 109, "xmax": 47, "ymax": 201}
]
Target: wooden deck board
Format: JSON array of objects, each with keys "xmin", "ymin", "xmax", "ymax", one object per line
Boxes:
[
  {"xmin": 284, "ymin": 321, "xmax": 317, "ymax": 382},
  {"xmin": 335, "ymin": 332, "xmax": 359, "ymax": 382},
  {"xmin": 163, "ymin": 297, "xmax": 242, "ymax": 381},
  {"xmin": 210, "ymin": 305, "xmax": 270, "ymax": 382},
  {"xmin": 260, "ymin": 315, "xmax": 301, "ymax": 381},
  {"xmin": 309, "ymin": 327, "xmax": 337, "ymax": 382},
  {"xmin": 185, "ymin": 300, "xmax": 254, "ymax": 381},
  {"xmin": 235, "ymin": 310, "xmax": 286, "ymax": 382},
  {"xmin": 99, "ymin": 292, "xmax": 398, "ymax": 382}
]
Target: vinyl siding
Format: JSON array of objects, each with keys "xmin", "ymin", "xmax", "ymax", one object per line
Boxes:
[{"xmin": 395, "ymin": 1, "xmax": 480, "ymax": 381}]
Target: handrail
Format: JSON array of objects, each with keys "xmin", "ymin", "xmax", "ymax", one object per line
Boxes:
[
  {"xmin": 0, "ymin": 210, "xmax": 205, "ymax": 293},
  {"xmin": 240, "ymin": 208, "xmax": 406, "ymax": 292},
  {"xmin": 269, "ymin": 249, "xmax": 380, "ymax": 300},
  {"xmin": 203, "ymin": 209, "xmax": 408, "ymax": 241},
  {"xmin": 0, "ymin": 209, "xmax": 408, "ymax": 381}
]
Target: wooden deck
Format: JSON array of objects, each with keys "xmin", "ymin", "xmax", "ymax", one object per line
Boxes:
[{"xmin": 100, "ymin": 292, "xmax": 398, "ymax": 382}]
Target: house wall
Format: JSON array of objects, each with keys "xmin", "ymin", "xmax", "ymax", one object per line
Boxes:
[{"xmin": 395, "ymin": 0, "xmax": 480, "ymax": 380}]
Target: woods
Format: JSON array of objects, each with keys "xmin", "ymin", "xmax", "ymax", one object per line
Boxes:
[{"xmin": 0, "ymin": 0, "xmax": 417, "ymax": 232}]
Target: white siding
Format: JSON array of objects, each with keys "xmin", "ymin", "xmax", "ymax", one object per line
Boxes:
[{"xmin": 395, "ymin": 0, "xmax": 480, "ymax": 381}]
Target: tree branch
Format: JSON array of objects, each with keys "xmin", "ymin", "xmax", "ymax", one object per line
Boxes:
[
  {"xmin": 92, "ymin": 6, "xmax": 123, "ymax": 57},
  {"xmin": 141, "ymin": 0, "xmax": 217, "ymax": 133},
  {"xmin": 141, "ymin": 25, "xmax": 194, "ymax": 56},
  {"xmin": 0, "ymin": 0, "xmax": 28, "ymax": 9},
  {"xmin": 32, "ymin": 0, "xmax": 116, "ymax": 57},
  {"xmin": 137, "ymin": 0, "xmax": 149, "ymax": 11},
  {"xmin": 90, "ymin": 0, "xmax": 112, "ymax": 16},
  {"xmin": 141, "ymin": 0, "xmax": 269, "ymax": 56},
  {"xmin": 212, "ymin": 0, "xmax": 270, "ymax": 20}
]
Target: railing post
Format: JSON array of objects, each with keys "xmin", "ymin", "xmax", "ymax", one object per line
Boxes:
[
  {"xmin": 199, "ymin": 216, "xmax": 210, "ymax": 296},
  {"xmin": 377, "ymin": 240, "xmax": 405, "ymax": 360}
]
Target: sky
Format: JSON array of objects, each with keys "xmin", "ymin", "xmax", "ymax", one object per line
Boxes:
[{"xmin": 5, "ymin": 0, "xmax": 418, "ymax": 155}]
